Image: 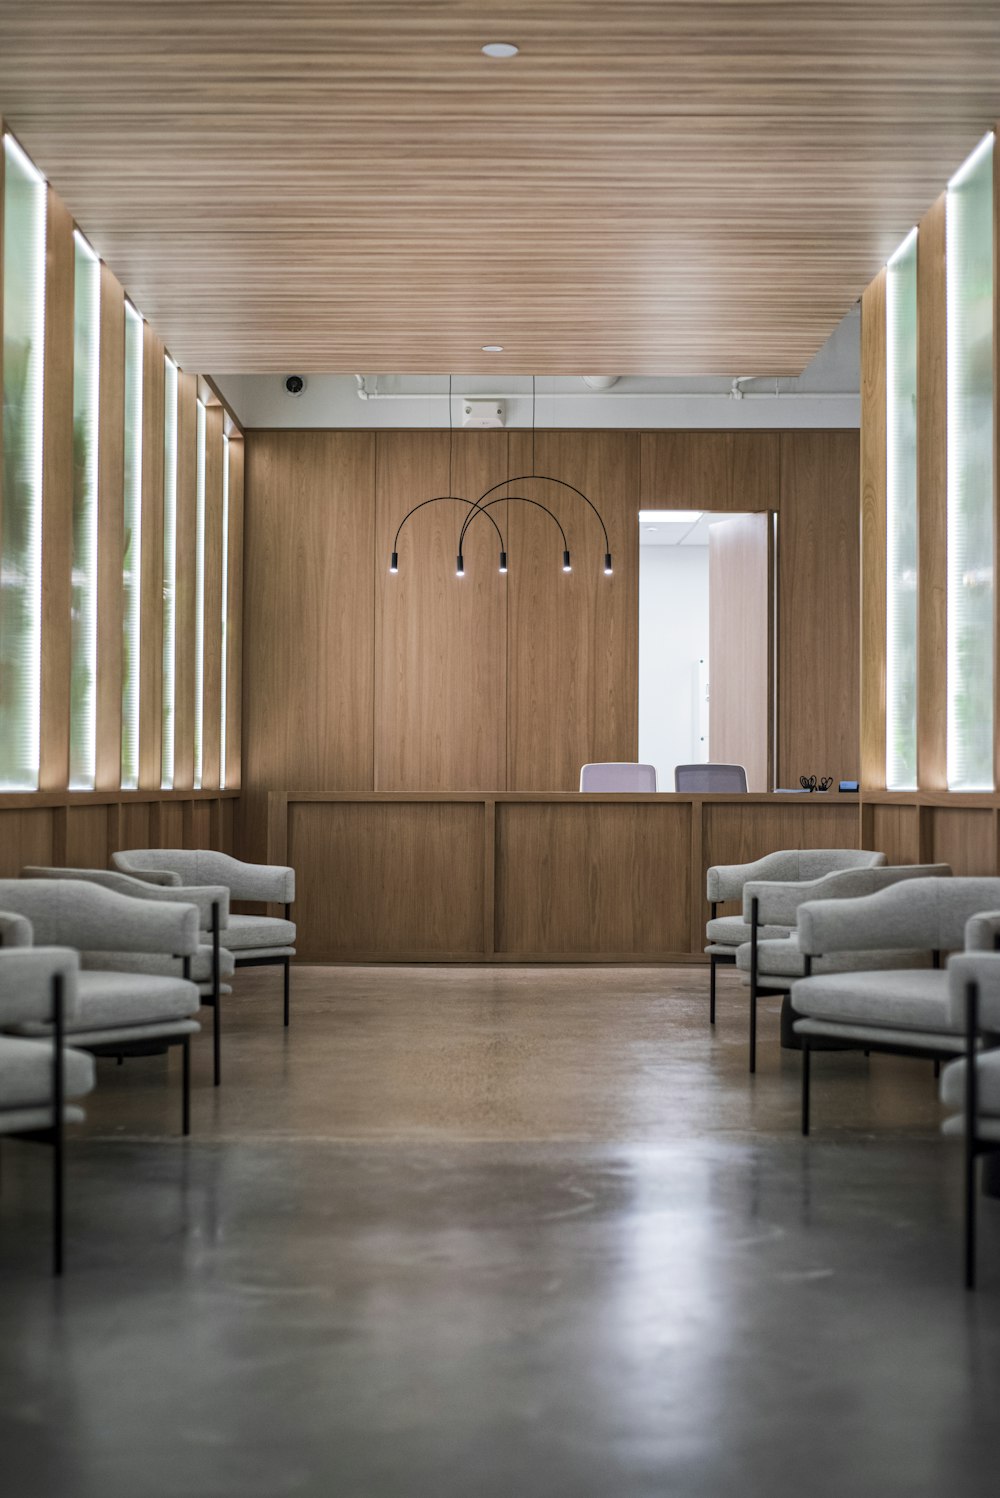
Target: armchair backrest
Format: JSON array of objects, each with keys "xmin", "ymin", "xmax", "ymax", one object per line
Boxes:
[
  {"xmin": 798, "ymin": 877, "xmax": 1000, "ymax": 958},
  {"xmin": 113, "ymin": 848, "xmax": 295, "ymax": 904},
  {"xmin": 707, "ymin": 848, "xmax": 885, "ymax": 903},
  {"xmin": 23, "ymin": 866, "xmax": 230, "ymax": 929},
  {"xmin": 0, "ymin": 879, "xmax": 200, "ymax": 957},
  {"xmin": 743, "ymin": 862, "xmax": 951, "ymax": 926}
]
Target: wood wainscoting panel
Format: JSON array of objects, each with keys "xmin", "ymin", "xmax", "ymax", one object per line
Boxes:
[
  {"xmin": 929, "ymin": 808, "xmax": 997, "ymax": 875},
  {"xmin": 63, "ymin": 804, "xmax": 111, "ymax": 868},
  {"xmin": 702, "ymin": 802, "xmax": 861, "ymax": 912},
  {"xmin": 870, "ymin": 803, "xmax": 922, "ymax": 867},
  {"xmin": 917, "ymin": 194, "xmax": 948, "ymax": 791},
  {"xmin": 156, "ymin": 800, "xmax": 185, "ymax": 848},
  {"xmin": 506, "ymin": 431, "xmax": 639, "ymax": 791},
  {"xmin": 289, "ymin": 801, "xmax": 485, "ymax": 960},
  {"xmin": 243, "ymin": 431, "xmax": 375, "ymax": 792},
  {"xmin": 495, "ymin": 801, "xmax": 691, "ymax": 954},
  {"xmin": 777, "ymin": 431, "xmax": 861, "ymax": 787},
  {"xmin": 374, "ymin": 430, "xmax": 508, "ymax": 791},
  {"xmin": 860, "ymin": 270, "xmax": 887, "ymax": 791},
  {"xmin": 0, "ymin": 810, "xmax": 56, "ymax": 877}
]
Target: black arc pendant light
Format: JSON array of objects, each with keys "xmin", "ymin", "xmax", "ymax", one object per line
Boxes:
[{"xmin": 389, "ymin": 376, "xmax": 613, "ymax": 578}]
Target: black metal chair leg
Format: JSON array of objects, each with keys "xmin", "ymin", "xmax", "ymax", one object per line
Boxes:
[
  {"xmin": 182, "ymin": 1038, "xmax": 191, "ymax": 1137},
  {"xmin": 283, "ymin": 958, "xmax": 290, "ymax": 1028},
  {"xmin": 709, "ymin": 955, "xmax": 717, "ymax": 1026},
  {"xmin": 52, "ymin": 974, "xmax": 65, "ymax": 1277},
  {"xmin": 801, "ymin": 1038, "xmax": 811, "ymax": 1137},
  {"xmin": 212, "ymin": 901, "xmax": 221, "ymax": 1087},
  {"xmin": 749, "ymin": 982, "xmax": 757, "ymax": 1074},
  {"xmin": 964, "ymin": 981, "xmax": 978, "ymax": 1290}
]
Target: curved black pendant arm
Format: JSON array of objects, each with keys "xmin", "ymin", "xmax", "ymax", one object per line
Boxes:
[
  {"xmin": 467, "ymin": 474, "xmax": 611, "ymax": 552},
  {"xmin": 458, "ymin": 494, "xmax": 568, "ymax": 554},
  {"xmin": 392, "ymin": 494, "xmax": 507, "ymax": 554}
]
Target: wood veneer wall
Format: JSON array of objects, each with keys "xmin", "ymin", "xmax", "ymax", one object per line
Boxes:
[{"xmin": 240, "ymin": 426, "xmax": 861, "ymax": 847}]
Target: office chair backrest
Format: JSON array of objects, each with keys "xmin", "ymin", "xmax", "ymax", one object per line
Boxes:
[
  {"xmin": 674, "ymin": 763, "xmax": 748, "ymax": 793},
  {"xmin": 579, "ymin": 762, "xmax": 658, "ymax": 792}
]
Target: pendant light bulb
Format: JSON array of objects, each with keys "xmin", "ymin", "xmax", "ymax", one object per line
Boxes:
[
  {"xmin": 562, "ymin": 550, "xmax": 572, "ymax": 573},
  {"xmin": 456, "ymin": 553, "xmax": 465, "ymax": 578},
  {"xmin": 499, "ymin": 550, "xmax": 508, "ymax": 574},
  {"xmin": 604, "ymin": 553, "xmax": 613, "ymax": 575},
  {"xmin": 390, "ymin": 551, "xmax": 399, "ymax": 574}
]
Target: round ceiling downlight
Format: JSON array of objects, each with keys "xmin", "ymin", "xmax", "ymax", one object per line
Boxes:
[
  {"xmin": 482, "ymin": 43, "xmax": 519, "ymax": 59},
  {"xmin": 481, "ymin": 344, "xmax": 504, "ymax": 352}
]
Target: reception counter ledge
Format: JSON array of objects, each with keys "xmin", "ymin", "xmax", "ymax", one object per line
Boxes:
[{"xmin": 262, "ymin": 790, "xmax": 900, "ymax": 964}]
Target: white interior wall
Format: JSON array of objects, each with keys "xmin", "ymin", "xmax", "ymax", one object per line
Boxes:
[{"xmin": 638, "ymin": 546, "xmax": 710, "ymax": 788}]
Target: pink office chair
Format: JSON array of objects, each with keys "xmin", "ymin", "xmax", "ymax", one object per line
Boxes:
[{"xmin": 579, "ymin": 763, "xmax": 658, "ymax": 792}]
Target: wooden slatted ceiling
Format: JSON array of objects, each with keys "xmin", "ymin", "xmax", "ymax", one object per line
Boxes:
[{"xmin": 1, "ymin": 2, "xmax": 999, "ymax": 374}]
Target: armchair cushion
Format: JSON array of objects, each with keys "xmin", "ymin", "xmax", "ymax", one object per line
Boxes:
[
  {"xmin": 0, "ymin": 879, "xmax": 200, "ymax": 957},
  {"xmin": 706, "ymin": 848, "xmax": 884, "ymax": 903},
  {"xmin": 113, "ymin": 849, "xmax": 295, "ymax": 905},
  {"xmin": 735, "ymin": 933, "xmax": 932, "ymax": 985},
  {"xmin": 13, "ymin": 971, "xmax": 199, "ymax": 1038},
  {"xmin": 224, "ymin": 914, "xmax": 296, "ymax": 953},
  {"xmin": 0, "ymin": 1035, "xmax": 95, "ymax": 1109},
  {"xmin": 705, "ymin": 915, "xmax": 791, "ymax": 952},
  {"xmin": 81, "ymin": 944, "xmax": 236, "ymax": 984},
  {"xmin": 790, "ymin": 968, "xmax": 952, "ymax": 1033}
]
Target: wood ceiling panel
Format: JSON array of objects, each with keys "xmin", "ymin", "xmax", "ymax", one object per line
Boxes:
[{"xmin": 1, "ymin": 2, "xmax": 999, "ymax": 373}]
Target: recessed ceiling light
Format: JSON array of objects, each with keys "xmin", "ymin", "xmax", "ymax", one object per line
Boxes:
[
  {"xmin": 481, "ymin": 344, "xmax": 504, "ymax": 352},
  {"xmin": 482, "ymin": 42, "xmax": 519, "ymax": 59}
]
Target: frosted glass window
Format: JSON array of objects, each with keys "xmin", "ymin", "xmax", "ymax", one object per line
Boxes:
[
  {"xmin": 946, "ymin": 133, "xmax": 995, "ymax": 790},
  {"xmin": 193, "ymin": 399, "xmax": 206, "ymax": 789},
  {"xmin": 69, "ymin": 232, "xmax": 100, "ymax": 789},
  {"xmin": 161, "ymin": 357, "xmax": 178, "ymax": 789},
  {"xmin": 885, "ymin": 229, "xmax": 919, "ymax": 790},
  {"xmin": 120, "ymin": 303, "xmax": 143, "ymax": 789},
  {"xmin": 220, "ymin": 433, "xmax": 229, "ymax": 788},
  {"xmin": 0, "ymin": 136, "xmax": 46, "ymax": 790}
]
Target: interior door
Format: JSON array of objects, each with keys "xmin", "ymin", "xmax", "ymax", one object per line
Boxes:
[{"xmin": 708, "ymin": 513, "xmax": 773, "ymax": 790}]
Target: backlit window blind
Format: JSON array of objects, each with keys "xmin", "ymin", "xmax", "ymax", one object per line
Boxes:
[
  {"xmin": 946, "ymin": 133, "xmax": 995, "ymax": 790},
  {"xmin": 121, "ymin": 303, "xmax": 143, "ymax": 789},
  {"xmin": 0, "ymin": 135, "xmax": 46, "ymax": 790},
  {"xmin": 161, "ymin": 356, "xmax": 178, "ymax": 789},
  {"xmin": 885, "ymin": 228, "xmax": 919, "ymax": 790},
  {"xmin": 69, "ymin": 231, "xmax": 101, "ymax": 789},
  {"xmin": 220, "ymin": 433, "xmax": 230, "ymax": 788},
  {"xmin": 193, "ymin": 398, "xmax": 206, "ymax": 789}
]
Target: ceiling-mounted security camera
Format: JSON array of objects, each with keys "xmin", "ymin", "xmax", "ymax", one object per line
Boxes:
[{"xmin": 284, "ymin": 375, "xmax": 306, "ymax": 396}]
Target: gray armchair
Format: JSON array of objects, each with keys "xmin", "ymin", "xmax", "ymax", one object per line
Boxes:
[
  {"xmin": 24, "ymin": 866, "xmax": 235, "ymax": 1087},
  {"xmin": 0, "ymin": 879, "xmax": 201, "ymax": 1135},
  {"xmin": 734, "ymin": 863, "xmax": 951, "ymax": 1072},
  {"xmin": 0, "ymin": 941, "xmax": 95, "ymax": 1274},
  {"xmin": 704, "ymin": 848, "xmax": 886, "ymax": 1027},
  {"xmin": 112, "ymin": 849, "xmax": 296, "ymax": 1026},
  {"xmin": 791, "ymin": 877, "xmax": 1000, "ymax": 1135},
  {"xmin": 939, "ymin": 946, "xmax": 1000, "ymax": 1288}
]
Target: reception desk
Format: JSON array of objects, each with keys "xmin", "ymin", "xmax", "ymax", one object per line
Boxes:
[{"xmin": 265, "ymin": 791, "xmax": 881, "ymax": 963}]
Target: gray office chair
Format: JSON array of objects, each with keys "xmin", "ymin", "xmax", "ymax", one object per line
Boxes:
[
  {"xmin": 675, "ymin": 763, "xmax": 748, "ymax": 792},
  {"xmin": 579, "ymin": 763, "xmax": 658, "ymax": 792}
]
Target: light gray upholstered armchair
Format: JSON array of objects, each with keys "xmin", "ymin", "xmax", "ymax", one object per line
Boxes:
[
  {"xmin": 112, "ymin": 850, "xmax": 296, "ymax": 1026},
  {"xmin": 24, "ymin": 867, "xmax": 235, "ymax": 1087},
  {"xmin": 0, "ymin": 879, "xmax": 201, "ymax": 1135},
  {"xmin": 939, "ymin": 941, "xmax": 1000, "ymax": 1289},
  {"xmin": 0, "ymin": 940, "xmax": 95, "ymax": 1274},
  {"xmin": 791, "ymin": 877, "xmax": 1000, "ymax": 1135},
  {"xmin": 734, "ymin": 862, "xmax": 951, "ymax": 1072},
  {"xmin": 704, "ymin": 849, "xmax": 886, "ymax": 1026}
]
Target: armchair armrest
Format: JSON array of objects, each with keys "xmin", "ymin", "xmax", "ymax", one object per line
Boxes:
[
  {"xmin": 0, "ymin": 946, "xmax": 80, "ymax": 1026},
  {"xmin": 964, "ymin": 911, "xmax": 1000, "ymax": 953},
  {"xmin": 0, "ymin": 910, "xmax": 33, "ymax": 948},
  {"xmin": 23, "ymin": 867, "xmax": 230, "ymax": 930},
  {"xmin": 947, "ymin": 951, "xmax": 1000, "ymax": 1032},
  {"xmin": 706, "ymin": 848, "xmax": 886, "ymax": 903},
  {"xmin": 0, "ymin": 879, "xmax": 200, "ymax": 957},
  {"xmin": 743, "ymin": 863, "xmax": 951, "ymax": 926},
  {"xmin": 113, "ymin": 849, "xmax": 295, "ymax": 904}
]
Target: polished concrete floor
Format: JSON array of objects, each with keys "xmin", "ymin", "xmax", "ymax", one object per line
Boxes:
[{"xmin": 1, "ymin": 963, "xmax": 998, "ymax": 1498}]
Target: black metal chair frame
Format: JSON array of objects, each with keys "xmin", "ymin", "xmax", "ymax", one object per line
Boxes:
[
  {"xmin": 6, "ymin": 969, "xmax": 69, "ymax": 1275},
  {"xmin": 707, "ymin": 902, "xmax": 737, "ymax": 1027},
  {"xmin": 959, "ymin": 978, "xmax": 1000, "ymax": 1290},
  {"xmin": 232, "ymin": 902, "xmax": 292, "ymax": 1028}
]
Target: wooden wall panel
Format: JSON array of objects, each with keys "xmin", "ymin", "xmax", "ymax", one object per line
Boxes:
[
  {"xmin": 225, "ymin": 436, "xmax": 244, "ymax": 791},
  {"xmin": 138, "ymin": 324, "xmax": 165, "ymax": 789},
  {"xmin": 0, "ymin": 809, "xmax": 55, "ymax": 876},
  {"xmin": 202, "ymin": 404, "xmax": 224, "ymax": 788},
  {"xmin": 495, "ymin": 802, "xmax": 691, "ymax": 954},
  {"xmin": 507, "ymin": 431, "xmax": 639, "ymax": 791},
  {"xmin": 172, "ymin": 370, "xmax": 198, "ymax": 790},
  {"xmin": 917, "ymin": 195, "xmax": 948, "ymax": 791},
  {"xmin": 243, "ymin": 431, "xmax": 375, "ymax": 793},
  {"xmin": 860, "ymin": 271, "xmax": 887, "ymax": 790},
  {"xmin": 375, "ymin": 430, "xmax": 508, "ymax": 791},
  {"xmin": 95, "ymin": 262, "xmax": 125, "ymax": 791},
  {"xmin": 930, "ymin": 808, "xmax": 996, "ymax": 875},
  {"xmin": 156, "ymin": 799, "xmax": 185, "ymax": 848},
  {"xmin": 64, "ymin": 804, "xmax": 110, "ymax": 867},
  {"xmin": 702, "ymin": 802, "xmax": 860, "ymax": 897},
  {"xmin": 640, "ymin": 431, "xmax": 779, "ymax": 511},
  {"xmin": 777, "ymin": 430, "xmax": 861, "ymax": 786},
  {"xmin": 288, "ymin": 801, "xmax": 485, "ymax": 960},
  {"xmin": 39, "ymin": 190, "xmax": 74, "ymax": 790},
  {"xmin": 870, "ymin": 804, "xmax": 921, "ymax": 867}
]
